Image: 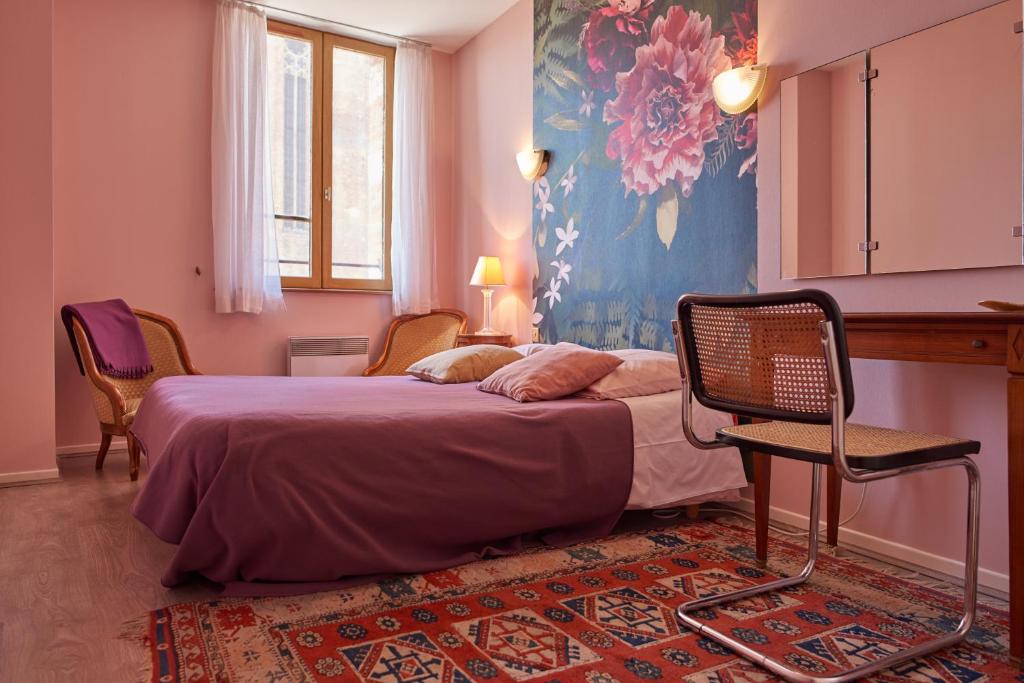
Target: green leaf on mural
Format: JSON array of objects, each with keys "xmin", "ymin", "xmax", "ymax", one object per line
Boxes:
[
  {"xmin": 656, "ymin": 185, "xmax": 679, "ymax": 250},
  {"xmin": 549, "ymin": 67, "xmax": 585, "ymax": 92},
  {"xmin": 704, "ymin": 116, "xmax": 737, "ymax": 178},
  {"xmin": 616, "ymin": 197, "xmax": 649, "ymax": 240},
  {"xmin": 534, "ymin": 0, "xmax": 586, "ymax": 99},
  {"xmin": 544, "ymin": 112, "xmax": 586, "ymax": 131}
]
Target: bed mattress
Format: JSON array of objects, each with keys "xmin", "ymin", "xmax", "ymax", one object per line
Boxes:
[
  {"xmin": 130, "ymin": 375, "xmax": 746, "ymax": 591},
  {"xmin": 131, "ymin": 376, "xmax": 635, "ymax": 588},
  {"xmin": 620, "ymin": 390, "xmax": 746, "ymax": 509}
]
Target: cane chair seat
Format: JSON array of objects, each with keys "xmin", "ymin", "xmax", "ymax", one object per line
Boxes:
[{"xmin": 719, "ymin": 421, "xmax": 979, "ymax": 470}]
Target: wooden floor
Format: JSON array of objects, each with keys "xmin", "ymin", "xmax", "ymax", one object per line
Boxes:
[{"xmin": 0, "ymin": 451, "xmax": 218, "ymax": 682}]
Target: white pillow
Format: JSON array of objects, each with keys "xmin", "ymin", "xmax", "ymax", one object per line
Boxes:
[
  {"xmin": 576, "ymin": 349, "xmax": 682, "ymax": 399},
  {"xmin": 512, "ymin": 343, "xmax": 553, "ymax": 357}
]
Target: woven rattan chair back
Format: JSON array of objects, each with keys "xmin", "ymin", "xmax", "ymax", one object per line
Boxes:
[
  {"xmin": 675, "ymin": 290, "xmax": 854, "ymax": 425},
  {"xmin": 363, "ymin": 309, "xmax": 468, "ymax": 376},
  {"xmin": 72, "ymin": 311, "xmax": 198, "ymax": 429},
  {"xmin": 69, "ymin": 308, "xmax": 199, "ymax": 480}
]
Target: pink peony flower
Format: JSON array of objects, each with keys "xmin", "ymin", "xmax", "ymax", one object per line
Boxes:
[
  {"xmin": 581, "ymin": 0, "xmax": 654, "ymax": 92},
  {"xmin": 603, "ymin": 7, "xmax": 732, "ymax": 197},
  {"xmin": 735, "ymin": 111, "xmax": 757, "ymax": 178}
]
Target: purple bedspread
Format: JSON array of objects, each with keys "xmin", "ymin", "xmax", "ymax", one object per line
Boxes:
[{"xmin": 130, "ymin": 376, "xmax": 634, "ymax": 590}]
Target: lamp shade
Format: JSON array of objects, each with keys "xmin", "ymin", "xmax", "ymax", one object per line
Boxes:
[
  {"xmin": 469, "ymin": 256, "xmax": 506, "ymax": 287},
  {"xmin": 712, "ymin": 64, "xmax": 767, "ymax": 114}
]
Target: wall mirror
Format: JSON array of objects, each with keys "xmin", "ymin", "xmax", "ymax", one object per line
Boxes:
[{"xmin": 781, "ymin": 0, "xmax": 1023, "ymax": 278}]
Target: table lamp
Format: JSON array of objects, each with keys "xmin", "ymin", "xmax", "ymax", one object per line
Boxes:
[{"xmin": 469, "ymin": 256, "xmax": 505, "ymax": 335}]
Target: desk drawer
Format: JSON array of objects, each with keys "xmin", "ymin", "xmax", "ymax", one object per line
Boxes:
[{"xmin": 845, "ymin": 327, "xmax": 1007, "ymax": 365}]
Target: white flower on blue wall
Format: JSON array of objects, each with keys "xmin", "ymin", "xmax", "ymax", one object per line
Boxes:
[
  {"xmin": 550, "ymin": 259, "xmax": 572, "ymax": 284},
  {"xmin": 555, "ymin": 219, "xmax": 579, "ymax": 255},
  {"xmin": 543, "ymin": 278, "xmax": 562, "ymax": 307},
  {"xmin": 560, "ymin": 165, "xmax": 577, "ymax": 196},
  {"xmin": 579, "ymin": 90, "xmax": 595, "ymax": 118},
  {"xmin": 531, "ymin": 297, "xmax": 544, "ymax": 326},
  {"xmin": 534, "ymin": 177, "xmax": 553, "ymax": 220}
]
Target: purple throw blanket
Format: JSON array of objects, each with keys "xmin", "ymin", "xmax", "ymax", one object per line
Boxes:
[
  {"xmin": 130, "ymin": 376, "xmax": 634, "ymax": 592},
  {"xmin": 61, "ymin": 299, "xmax": 153, "ymax": 378}
]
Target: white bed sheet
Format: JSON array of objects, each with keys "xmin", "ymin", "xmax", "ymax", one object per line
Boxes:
[{"xmin": 617, "ymin": 390, "xmax": 748, "ymax": 510}]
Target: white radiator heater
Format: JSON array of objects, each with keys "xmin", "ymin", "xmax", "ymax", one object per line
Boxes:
[{"xmin": 287, "ymin": 336, "xmax": 370, "ymax": 377}]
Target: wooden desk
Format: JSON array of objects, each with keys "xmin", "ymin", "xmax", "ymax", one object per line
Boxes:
[{"xmin": 755, "ymin": 312, "xmax": 1024, "ymax": 657}]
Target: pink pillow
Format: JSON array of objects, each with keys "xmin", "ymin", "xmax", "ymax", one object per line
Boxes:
[
  {"xmin": 478, "ymin": 342, "xmax": 624, "ymax": 402},
  {"xmin": 577, "ymin": 349, "xmax": 682, "ymax": 399}
]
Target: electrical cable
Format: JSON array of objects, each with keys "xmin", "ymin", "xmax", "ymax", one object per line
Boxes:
[{"xmin": 660, "ymin": 482, "xmax": 869, "ymax": 539}]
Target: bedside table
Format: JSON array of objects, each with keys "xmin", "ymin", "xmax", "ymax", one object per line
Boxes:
[{"xmin": 456, "ymin": 333, "xmax": 515, "ymax": 348}]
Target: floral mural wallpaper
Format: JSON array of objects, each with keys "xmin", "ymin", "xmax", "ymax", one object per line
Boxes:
[{"xmin": 532, "ymin": 0, "xmax": 758, "ymax": 351}]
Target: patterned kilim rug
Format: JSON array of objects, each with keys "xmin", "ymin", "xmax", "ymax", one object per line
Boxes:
[{"xmin": 125, "ymin": 519, "xmax": 1016, "ymax": 682}]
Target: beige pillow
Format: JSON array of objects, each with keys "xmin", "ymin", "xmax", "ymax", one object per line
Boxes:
[
  {"xmin": 478, "ymin": 342, "xmax": 624, "ymax": 402},
  {"xmin": 406, "ymin": 345, "xmax": 524, "ymax": 384},
  {"xmin": 577, "ymin": 349, "xmax": 682, "ymax": 399}
]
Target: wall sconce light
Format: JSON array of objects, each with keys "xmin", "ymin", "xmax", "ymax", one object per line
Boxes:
[
  {"xmin": 516, "ymin": 149, "xmax": 549, "ymax": 182},
  {"xmin": 712, "ymin": 64, "xmax": 768, "ymax": 114}
]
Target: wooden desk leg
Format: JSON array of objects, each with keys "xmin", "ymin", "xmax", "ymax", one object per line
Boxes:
[
  {"xmin": 1008, "ymin": 371, "xmax": 1024, "ymax": 660},
  {"xmin": 827, "ymin": 465, "xmax": 842, "ymax": 547},
  {"xmin": 1009, "ymin": 325, "xmax": 1024, "ymax": 660},
  {"xmin": 753, "ymin": 451, "xmax": 771, "ymax": 566}
]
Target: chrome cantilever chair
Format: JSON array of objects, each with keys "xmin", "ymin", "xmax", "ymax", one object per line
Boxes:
[{"xmin": 671, "ymin": 289, "xmax": 980, "ymax": 683}]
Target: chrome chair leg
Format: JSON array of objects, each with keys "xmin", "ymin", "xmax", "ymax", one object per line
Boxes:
[{"xmin": 676, "ymin": 459, "xmax": 981, "ymax": 683}]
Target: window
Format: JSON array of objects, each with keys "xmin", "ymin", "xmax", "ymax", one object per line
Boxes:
[{"xmin": 267, "ymin": 21, "xmax": 394, "ymax": 291}]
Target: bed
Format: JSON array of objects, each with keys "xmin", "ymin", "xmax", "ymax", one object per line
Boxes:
[{"xmin": 130, "ymin": 375, "xmax": 745, "ymax": 591}]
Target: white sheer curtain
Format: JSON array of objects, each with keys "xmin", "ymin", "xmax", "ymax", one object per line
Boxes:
[
  {"xmin": 390, "ymin": 41, "xmax": 437, "ymax": 316},
  {"xmin": 211, "ymin": 0, "xmax": 284, "ymax": 314}
]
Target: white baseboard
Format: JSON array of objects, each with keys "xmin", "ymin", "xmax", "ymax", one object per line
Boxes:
[
  {"xmin": 0, "ymin": 468, "xmax": 60, "ymax": 487},
  {"xmin": 730, "ymin": 498, "xmax": 1008, "ymax": 595},
  {"xmin": 56, "ymin": 440, "xmax": 127, "ymax": 457}
]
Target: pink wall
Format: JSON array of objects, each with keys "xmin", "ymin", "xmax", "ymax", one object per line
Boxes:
[
  {"xmin": 760, "ymin": 0, "xmax": 1022, "ymax": 583},
  {"xmin": 0, "ymin": 0, "xmax": 57, "ymax": 478},
  {"xmin": 51, "ymin": 0, "xmax": 456, "ymax": 449},
  {"xmin": 451, "ymin": 0, "xmax": 534, "ymax": 343}
]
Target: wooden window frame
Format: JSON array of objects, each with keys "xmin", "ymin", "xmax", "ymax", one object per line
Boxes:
[
  {"xmin": 267, "ymin": 21, "xmax": 394, "ymax": 292},
  {"xmin": 267, "ymin": 21, "xmax": 323, "ymax": 290},
  {"xmin": 322, "ymin": 34, "xmax": 395, "ymax": 292}
]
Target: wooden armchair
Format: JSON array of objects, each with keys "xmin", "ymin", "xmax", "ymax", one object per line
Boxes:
[
  {"xmin": 363, "ymin": 309, "xmax": 468, "ymax": 376},
  {"xmin": 69, "ymin": 309, "xmax": 199, "ymax": 480}
]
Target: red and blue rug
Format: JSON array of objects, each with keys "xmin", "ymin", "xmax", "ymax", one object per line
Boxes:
[{"xmin": 127, "ymin": 519, "xmax": 1015, "ymax": 681}]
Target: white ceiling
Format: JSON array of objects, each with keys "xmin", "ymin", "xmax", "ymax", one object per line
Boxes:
[{"xmin": 262, "ymin": 0, "xmax": 522, "ymax": 53}]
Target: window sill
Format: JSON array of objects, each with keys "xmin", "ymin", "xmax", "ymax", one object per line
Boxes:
[{"xmin": 283, "ymin": 287, "xmax": 392, "ymax": 295}]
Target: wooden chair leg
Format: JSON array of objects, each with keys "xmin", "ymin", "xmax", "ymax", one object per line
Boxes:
[
  {"xmin": 95, "ymin": 432, "xmax": 112, "ymax": 470},
  {"xmin": 753, "ymin": 451, "xmax": 771, "ymax": 566},
  {"xmin": 127, "ymin": 433, "xmax": 141, "ymax": 482},
  {"xmin": 827, "ymin": 465, "xmax": 842, "ymax": 547}
]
